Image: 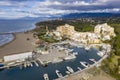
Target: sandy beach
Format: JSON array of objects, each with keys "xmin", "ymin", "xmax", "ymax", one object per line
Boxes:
[{"xmin": 0, "ymin": 32, "xmax": 36, "ymax": 58}]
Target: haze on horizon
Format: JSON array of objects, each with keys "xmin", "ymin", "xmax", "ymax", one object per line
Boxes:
[{"xmin": 0, "ymin": 0, "xmax": 120, "ymax": 19}]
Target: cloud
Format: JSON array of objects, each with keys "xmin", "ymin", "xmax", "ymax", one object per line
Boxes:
[{"xmin": 0, "ymin": 0, "xmax": 120, "ymax": 19}]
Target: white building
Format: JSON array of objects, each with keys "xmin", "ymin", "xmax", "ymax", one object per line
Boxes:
[{"xmin": 4, "ymin": 52, "xmax": 33, "ymax": 62}]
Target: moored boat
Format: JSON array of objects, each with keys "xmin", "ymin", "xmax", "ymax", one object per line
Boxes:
[
  {"xmin": 89, "ymin": 59, "xmax": 96, "ymax": 63},
  {"xmin": 66, "ymin": 66, "xmax": 74, "ymax": 73},
  {"xmin": 80, "ymin": 61, "xmax": 89, "ymax": 68},
  {"xmin": 77, "ymin": 67, "xmax": 82, "ymax": 71},
  {"xmin": 56, "ymin": 70, "xmax": 63, "ymax": 78},
  {"xmin": 43, "ymin": 74, "xmax": 49, "ymax": 80}
]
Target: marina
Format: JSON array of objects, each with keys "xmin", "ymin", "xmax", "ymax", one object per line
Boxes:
[{"xmin": 0, "ymin": 42, "xmax": 110, "ymax": 80}]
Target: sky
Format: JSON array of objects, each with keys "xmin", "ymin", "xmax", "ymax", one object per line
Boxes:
[{"xmin": 0, "ymin": 0, "xmax": 120, "ymax": 19}]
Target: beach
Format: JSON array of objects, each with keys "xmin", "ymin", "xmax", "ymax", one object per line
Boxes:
[{"xmin": 0, "ymin": 32, "xmax": 36, "ymax": 58}]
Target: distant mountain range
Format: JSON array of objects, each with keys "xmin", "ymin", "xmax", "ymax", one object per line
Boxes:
[
  {"xmin": 1, "ymin": 13, "xmax": 120, "ymax": 21},
  {"xmin": 61, "ymin": 13, "xmax": 120, "ymax": 19}
]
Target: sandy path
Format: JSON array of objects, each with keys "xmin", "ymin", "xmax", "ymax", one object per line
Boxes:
[{"xmin": 0, "ymin": 32, "xmax": 36, "ymax": 58}]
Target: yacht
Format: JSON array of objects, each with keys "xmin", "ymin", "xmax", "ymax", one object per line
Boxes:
[
  {"xmin": 43, "ymin": 74, "xmax": 49, "ymax": 80},
  {"xmin": 77, "ymin": 67, "xmax": 82, "ymax": 71},
  {"xmin": 97, "ymin": 51, "xmax": 104, "ymax": 57},
  {"xmin": 30, "ymin": 62, "xmax": 33, "ymax": 67},
  {"xmin": 34, "ymin": 61, "xmax": 39, "ymax": 67},
  {"xmin": 85, "ymin": 46, "xmax": 90, "ymax": 51},
  {"xmin": 66, "ymin": 66, "xmax": 74, "ymax": 73},
  {"xmin": 80, "ymin": 61, "xmax": 89, "ymax": 68},
  {"xmin": 65, "ymin": 71, "xmax": 70, "ymax": 75},
  {"xmin": 72, "ymin": 52, "xmax": 78, "ymax": 55},
  {"xmin": 89, "ymin": 59, "xmax": 96, "ymax": 63},
  {"xmin": 56, "ymin": 70, "xmax": 63, "ymax": 78}
]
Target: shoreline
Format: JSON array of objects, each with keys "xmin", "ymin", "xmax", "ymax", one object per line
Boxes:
[
  {"xmin": 0, "ymin": 33, "xmax": 16, "ymax": 48},
  {"xmin": 0, "ymin": 32, "xmax": 36, "ymax": 58}
]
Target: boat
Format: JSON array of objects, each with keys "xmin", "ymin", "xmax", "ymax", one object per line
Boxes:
[
  {"xmin": 72, "ymin": 52, "xmax": 78, "ymax": 55},
  {"xmin": 85, "ymin": 46, "xmax": 90, "ymax": 51},
  {"xmin": 77, "ymin": 67, "xmax": 82, "ymax": 71},
  {"xmin": 34, "ymin": 61, "xmax": 39, "ymax": 67},
  {"xmin": 97, "ymin": 51, "xmax": 104, "ymax": 57},
  {"xmin": 56, "ymin": 70, "xmax": 63, "ymax": 78},
  {"xmin": 64, "ymin": 54, "xmax": 76, "ymax": 60},
  {"xmin": 66, "ymin": 66, "xmax": 74, "ymax": 73},
  {"xmin": 80, "ymin": 61, "xmax": 89, "ymax": 68},
  {"xmin": 43, "ymin": 74, "xmax": 49, "ymax": 80},
  {"xmin": 89, "ymin": 59, "xmax": 96, "ymax": 63},
  {"xmin": 65, "ymin": 71, "xmax": 70, "ymax": 75},
  {"xmin": 0, "ymin": 64, "xmax": 4, "ymax": 68},
  {"xmin": 67, "ymin": 49, "xmax": 73, "ymax": 52}
]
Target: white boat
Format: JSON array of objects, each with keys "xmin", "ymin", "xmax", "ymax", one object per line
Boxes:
[
  {"xmin": 66, "ymin": 66, "xmax": 74, "ymax": 73},
  {"xmin": 85, "ymin": 46, "xmax": 90, "ymax": 51},
  {"xmin": 65, "ymin": 71, "xmax": 70, "ymax": 75},
  {"xmin": 89, "ymin": 59, "xmax": 96, "ymax": 63},
  {"xmin": 56, "ymin": 70, "xmax": 63, "ymax": 78},
  {"xmin": 97, "ymin": 51, "xmax": 104, "ymax": 57},
  {"xmin": 34, "ymin": 61, "xmax": 39, "ymax": 67},
  {"xmin": 30, "ymin": 62, "xmax": 33, "ymax": 67},
  {"xmin": 43, "ymin": 74, "xmax": 49, "ymax": 80},
  {"xmin": 77, "ymin": 67, "xmax": 82, "ymax": 71},
  {"xmin": 67, "ymin": 49, "xmax": 73, "ymax": 52},
  {"xmin": 72, "ymin": 52, "xmax": 78, "ymax": 55},
  {"xmin": 64, "ymin": 54, "xmax": 76, "ymax": 60},
  {"xmin": 80, "ymin": 61, "xmax": 89, "ymax": 68}
]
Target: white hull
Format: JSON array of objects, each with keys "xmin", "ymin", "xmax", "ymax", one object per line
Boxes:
[
  {"xmin": 66, "ymin": 66, "xmax": 74, "ymax": 73},
  {"xmin": 56, "ymin": 70, "xmax": 63, "ymax": 78},
  {"xmin": 80, "ymin": 61, "xmax": 88, "ymax": 68},
  {"xmin": 43, "ymin": 74, "xmax": 49, "ymax": 80}
]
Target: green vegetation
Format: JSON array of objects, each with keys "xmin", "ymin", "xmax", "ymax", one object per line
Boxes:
[
  {"xmin": 101, "ymin": 20, "xmax": 120, "ymax": 80},
  {"xmin": 34, "ymin": 19, "xmax": 95, "ymax": 43}
]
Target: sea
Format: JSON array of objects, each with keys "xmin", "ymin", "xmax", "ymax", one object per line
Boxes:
[{"xmin": 0, "ymin": 18, "xmax": 48, "ymax": 46}]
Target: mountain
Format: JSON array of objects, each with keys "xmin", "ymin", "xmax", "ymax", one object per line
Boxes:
[{"xmin": 61, "ymin": 13, "xmax": 120, "ymax": 19}]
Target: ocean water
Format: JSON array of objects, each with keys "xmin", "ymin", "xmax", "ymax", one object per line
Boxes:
[
  {"xmin": 0, "ymin": 47, "xmax": 101, "ymax": 80},
  {"xmin": 0, "ymin": 19, "xmax": 36, "ymax": 46},
  {"xmin": 0, "ymin": 17, "xmax": 54, "ymax": 46},
  {"xmin": 0, "ymin": 34, "xmax": 14, "ymax": 46}
]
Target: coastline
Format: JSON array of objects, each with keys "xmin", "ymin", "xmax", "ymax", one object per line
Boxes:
[
  {"xmin": 0, "ymin": 33, "xmax": 16, "ymax": 48},
  {"xmin": 0, "ymin": 32, "xmax": 36, "ymax": 58}
]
